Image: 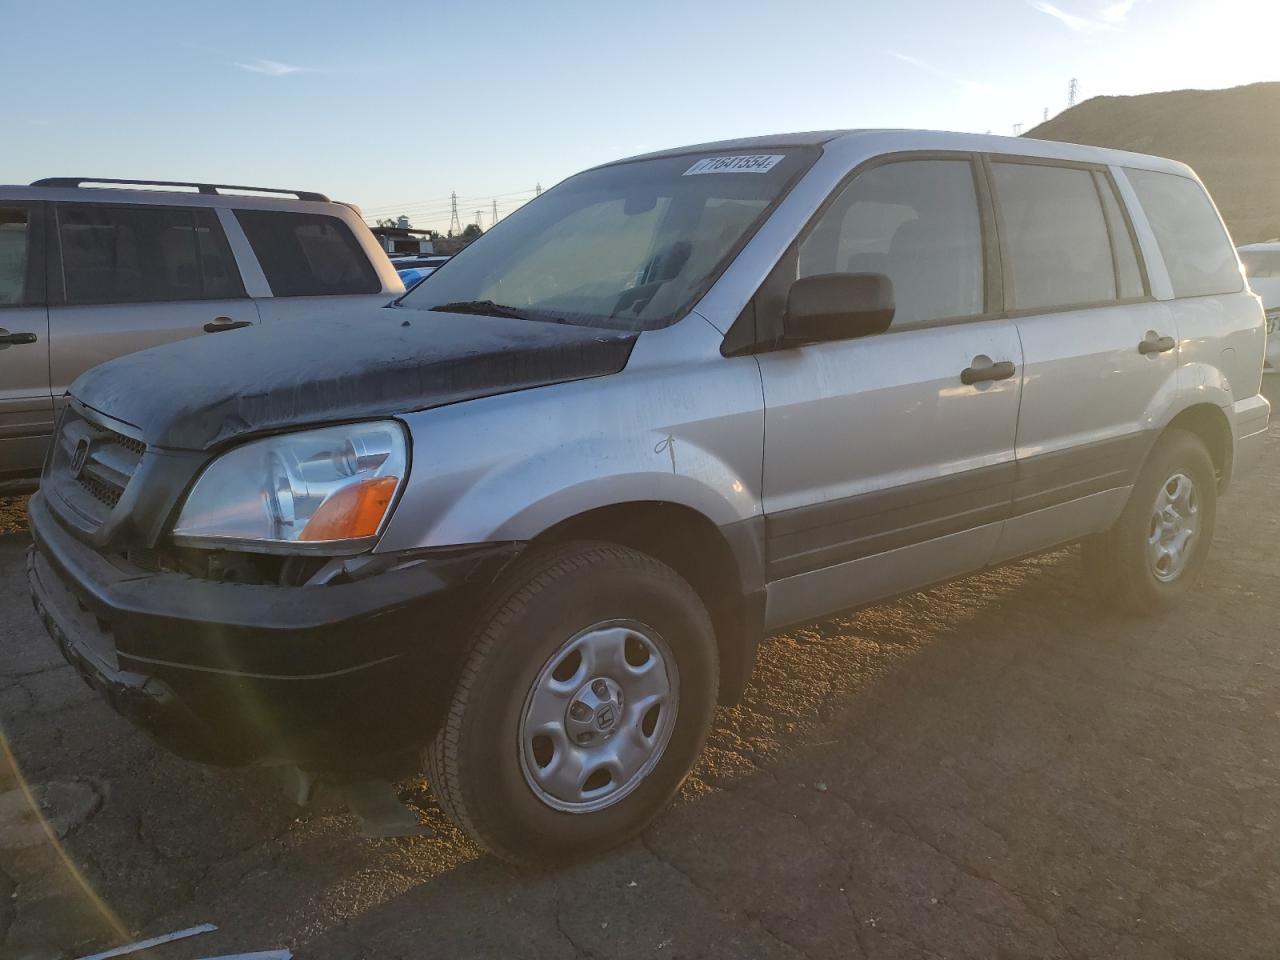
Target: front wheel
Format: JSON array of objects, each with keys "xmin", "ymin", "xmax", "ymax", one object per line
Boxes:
[
  {"xmin": 1082, "ymin": 428, "xmax": 1217, "ymax": 614},
  {"xmin": 424, "ymin": 541, "xmax": 718, "ymax": 865}
]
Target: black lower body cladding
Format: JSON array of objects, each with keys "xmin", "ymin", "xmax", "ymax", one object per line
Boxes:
[{"xmin": 26, "ymin": 492, "xmax": 521, "ymax": 767}]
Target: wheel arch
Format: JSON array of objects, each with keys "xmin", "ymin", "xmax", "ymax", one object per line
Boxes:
[
  {"xmin": 528, "ymin": 501, "xmax": 766, "ymax": 706},
  {"xmin": 1162, "ymin": 403, "xmax": 1233, "ymax": 490}
]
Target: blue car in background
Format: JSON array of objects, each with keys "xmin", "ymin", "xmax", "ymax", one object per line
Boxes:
[{"xmin": 391, "ymin": 254, "xmax": 450, "ymax": 290}]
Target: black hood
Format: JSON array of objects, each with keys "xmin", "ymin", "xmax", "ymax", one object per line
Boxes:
[{"xmin": 71, "ymin": 306, "xmax": 637, "ymax": 451}]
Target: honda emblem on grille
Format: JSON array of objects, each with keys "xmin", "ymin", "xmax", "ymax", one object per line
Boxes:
[{"xmin": 70, "ymin": 438, "xmax": 91, "ymax": 478}]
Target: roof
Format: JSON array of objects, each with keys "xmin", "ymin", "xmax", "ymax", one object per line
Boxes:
[{"xmin": 600, "ymin": 128, "xmax": 1195, "ymax": 178}]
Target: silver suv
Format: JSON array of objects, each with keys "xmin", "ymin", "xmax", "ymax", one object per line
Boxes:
[
  {"xmin": 0, "ymin": 178, "xmax": 404, "ymax": 488},
  {"xmin": 26, "ymin": 131, "xmax": 1269, "ymax": 864}
]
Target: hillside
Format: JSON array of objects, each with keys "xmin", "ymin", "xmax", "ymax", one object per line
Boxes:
[{"xmin": 1028, "ymin": 82, "xmax": 1280, "ymax": 245}]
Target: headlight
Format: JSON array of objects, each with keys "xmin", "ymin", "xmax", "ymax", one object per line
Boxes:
[{"xmin": 172, "ymin": 421, "xmax": 408, "ymax": 553}]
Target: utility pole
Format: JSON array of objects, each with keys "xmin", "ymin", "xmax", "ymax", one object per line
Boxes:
[
  {"xmin": 448, "ymin": 191, "xmax": 461, "ymax": 236},
  {"xmin": 492, "ymin": 199, "xmax": 499, "ymax": 226},
  {"xmin": 1068, "ymin": 77, "xmax": 1079, "ymax": 108}
]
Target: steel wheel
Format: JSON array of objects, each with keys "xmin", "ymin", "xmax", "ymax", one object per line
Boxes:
[
  {"xmin": 1147, "ymin": 471, "xmax": 1199, "ymax": 582},
  {"xmin": 519, "ymin": 619, "xmax": 679, "ymax": 813}
]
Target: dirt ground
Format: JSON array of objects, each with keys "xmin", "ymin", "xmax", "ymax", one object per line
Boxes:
[{"xmin": 2, "ymin": 390, "xmax": 1280, "ymax": 959}]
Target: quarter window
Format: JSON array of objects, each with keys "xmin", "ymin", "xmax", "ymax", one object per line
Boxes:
[
  {"xmin": 1127, "ymin": 169, "xmax": 1243, "ymax": 298},
  {"xmin": 992, "ymin": 163, "xmax": 1117, "ymax": 311},
  {"xmin": 1242, "ymin": 250, "xmax": 1280, "ymax": 279},
  {"xmin": 235, "ymin": 211, "xmax": 380, "ymax": 298},
  {"xmin": 0, "ymin": 208, "xmax": 32, "ymax": 306},
  {"xmin": 58, "ymin": 205, "xmax": 245, "ymax": 305},
  {"xmin": 796, "ymin": 159, "xmax": 985, "ymax": 329}
]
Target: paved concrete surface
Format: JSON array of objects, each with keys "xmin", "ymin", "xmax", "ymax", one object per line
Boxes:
[{"xmin": 2, "ymin": 393, "xmax": 1279, "ymax": 958}]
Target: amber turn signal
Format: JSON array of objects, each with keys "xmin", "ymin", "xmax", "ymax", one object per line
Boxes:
[{"xmin": 299, "ymin": 476, "xmax": 400, "ymax": 542}]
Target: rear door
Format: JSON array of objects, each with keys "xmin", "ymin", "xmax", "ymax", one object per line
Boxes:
[
  {"xmin": 232, "ymin": 209, "xmax": 391, "ymax": 322},
  {"xmin": 0, "ymin": 201, "xmax": 52, "ymax": 478},
  {"xmin": 48, "ymin": 203, "xmax": 260, "ymax": 409},
  {"xmin": 756, "ymin": 156, "xmax": 1024, "ymax": 629},
  {"xmin": 987, "ymin": 158, "xmax": 1169, "ymax": 562}
]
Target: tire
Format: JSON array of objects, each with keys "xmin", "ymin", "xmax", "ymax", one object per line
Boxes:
[
  {"xmin": 1081, "ymin": 428, "xmax": 1217, "ymax": 615},
  {"xmin": 425, "ymin": 540, "xmax": 718, "ymax": 866}
]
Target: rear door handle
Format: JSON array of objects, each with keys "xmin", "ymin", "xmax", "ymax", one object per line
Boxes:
[
  {"xmin": 960, "ymin": 359, "xmax": 1016, "ymax": 385},
  {"xmin": 203, "ymin": 318, "xmax": 253, "ymax": 334},
  {"xmin": 1138, "ymin": 332, "xmax": 1176, "ymax": 355},
  {"xmin": 0, "ymin": 331, "xmax": 37, "ymax": 346}
]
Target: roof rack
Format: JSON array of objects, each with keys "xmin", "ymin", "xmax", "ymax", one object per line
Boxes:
[{"xmin": 30, "ymin": 178, "xmax": 330, "ymax": 202}]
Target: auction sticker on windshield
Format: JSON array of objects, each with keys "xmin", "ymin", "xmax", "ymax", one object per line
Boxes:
[{"xmin": 684, "ymin": 155, "xmax": 784, "ymax": 175}]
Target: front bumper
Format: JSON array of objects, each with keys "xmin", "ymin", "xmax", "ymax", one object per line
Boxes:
[{"xmin": 27, "ymin": 491, "xmax": 519, "ymax": 767}]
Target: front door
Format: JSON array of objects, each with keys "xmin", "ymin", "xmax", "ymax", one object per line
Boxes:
[
  {"xmin": 756, "ymin": 157, "xmax": 1023, "ymax": 630},
  {"xmin": 47, "ymin": 202, "xmax": 260, "ymax": 414},
  {"xmin": 0, "ymin": 201, "xmax": 52, "ymax": 479}
]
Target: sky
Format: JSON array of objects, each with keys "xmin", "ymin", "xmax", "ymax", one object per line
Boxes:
[{"xmin": 3, "ymin": 0, "xmax": 1277, "ymax": 234}]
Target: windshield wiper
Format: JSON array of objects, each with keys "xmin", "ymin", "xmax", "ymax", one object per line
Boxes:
[{"xmin": 429, "ymin": 300, "xmax": 533, "ymax": 321}]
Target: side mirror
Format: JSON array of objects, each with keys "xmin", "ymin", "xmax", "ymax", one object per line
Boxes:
[{"xmin": 783, "ymin": 273, "xmax": 895, "ymax": 344}]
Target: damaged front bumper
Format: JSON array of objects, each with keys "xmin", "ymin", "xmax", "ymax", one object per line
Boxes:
[{"xmin": 26, "ymin": 491, "xmax": 520, "ymax": 768}]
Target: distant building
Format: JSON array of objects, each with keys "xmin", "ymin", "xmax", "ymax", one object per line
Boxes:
[{"xmin": 371, "ymin": 216, "xmax": 436, "ymax": 256}]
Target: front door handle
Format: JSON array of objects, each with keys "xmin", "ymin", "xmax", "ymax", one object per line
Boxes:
[
  {"xmin": 203, "ymin": 318, "xmax": 253, "ymax": 334},
  {"xmin": 1138, "ymin": 332, "xmax": 1176, "ymax": 355},
  {"xmin": 960, "ymin": 359, "xmax": 1016, "ymax": 385},
  {"xmin": 0, "ymin": 331, "xmax": 37, "ymax": 346}
]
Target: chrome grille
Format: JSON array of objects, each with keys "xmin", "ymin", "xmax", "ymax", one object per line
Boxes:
[{"xmin": 48, "ymin": 406, "xmax": 146, "ymax": 524}]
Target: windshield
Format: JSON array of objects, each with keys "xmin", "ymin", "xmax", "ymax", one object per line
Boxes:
[
  {"xmin": 400, "ymin": 149, "xmax": 818, "ymax": 331},
  {"xmin": 1241, "ymin": 249, "xmax": 1280, "ymax": 278}
]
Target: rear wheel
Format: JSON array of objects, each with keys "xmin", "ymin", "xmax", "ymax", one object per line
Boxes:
[
  {"xmin": 1082, "ymin": 429, "xmax": 1217, "ymax": 614},
  {"xmin": 425, "ymin": 541, "xmax": 718, "ymax": 866}
]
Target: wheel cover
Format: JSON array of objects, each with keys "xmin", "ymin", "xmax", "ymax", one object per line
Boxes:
[
  {"xmin": 518, "ymin": 619, "xmax": 679, "ymax": 813},
  {"xmin": 1147, "ymin": 471, "xmax": 1200, "ymax": 583}
]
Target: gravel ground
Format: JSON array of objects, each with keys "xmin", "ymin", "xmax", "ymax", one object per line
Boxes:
[{"xmin": 2, "ymin": 393, "xmax": 1279, "ymax": 959}]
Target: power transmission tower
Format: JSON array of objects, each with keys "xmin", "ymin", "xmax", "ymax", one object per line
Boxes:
[
  {"xmin": 474, "ymin": 209, "xmax": 484, "ymax": 230},
  {"xmin": 1068, "ymin": 77, "xmax": 1079, "ymax": 107},
  {"xmin": 535, "ymin": 182, "xmax": 542, "ymax": 197},
  {"xmin": 1012, "ymin": 122, "xmax": 1023, "ymax": 136},
  {"xmin": 492, "ymin": 199, "xmax": 499, "ymax": 225},
  {"xmin": 1043, "ymin": 107, "xmax": 1049, "ymax": 122},
  {"xmin": 448, "ymin": 191, "xmax": 461, "ymax": 236}
]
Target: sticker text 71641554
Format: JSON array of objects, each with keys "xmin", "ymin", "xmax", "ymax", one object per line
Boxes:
[{"xmin": 683, "ymin": 155, "xmax": 785, "ymax": 176}]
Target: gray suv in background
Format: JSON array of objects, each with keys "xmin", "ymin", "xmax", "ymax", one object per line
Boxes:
[
  {"xmin": 0, "ymin": 179, "xmax": 403, "ymax": 488},
  {"xmin": 26, "ymin": 131, "xmax": 1269, "ymax": 864}
]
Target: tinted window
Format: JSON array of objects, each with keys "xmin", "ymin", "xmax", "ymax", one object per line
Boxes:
[
  {"xmin": 399, "ymin": 149, "xmax": 817, "ymax": 331},
  {"xmin": 1094, "ymin": 171, "xmax": 1145, "ymax": 300},
  {"xmin": 0, "ymin": 208, "xmax": 31, "ymax": 306},
  {"xmin": 993, "ymin": 163, "xmax": 1116, "ymax": 311},
  {"xmin": 58, "ymin": 205, "xmax": 245, "ymax": 305},
  {"xmin": 235, "ymin": 211, "xmax": 380, "ymax": 298},
  {"xmin": 1241, "ymin": 250, "xmax": 1280, "ymax": 279},
  {"xmin": 796, "ymin": 159, "xmax": 985, "ymax": 329},
  {"xmin": 1127, "ymin": 169, "xmax": 1242, "ymax": 299}
]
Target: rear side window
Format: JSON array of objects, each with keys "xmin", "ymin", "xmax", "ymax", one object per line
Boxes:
[
  {"xmin": 58, "ymin": 205, "xmax": 245, "ymax": 305},
  {"xmin": 0, "ymin": 208, "xmax": 35, "ymax": 306},
  {"xmin": 1240, "ymin": 250, "xmax": 1280, "ymax": 279},
  {"xmin": 796, "ymin": 159, "xmax": 986, "ymax": 329},
  {"xmin": 1126, "ymin": 169, "xmax": 1242, "ymax": 298},
  {"xmin": 992, "ymin": 163, "xmax": 1118, "ymax": 311},
  {"xmin": 235, "ymin": 211, "xmax": 380, "ymax": 297}
]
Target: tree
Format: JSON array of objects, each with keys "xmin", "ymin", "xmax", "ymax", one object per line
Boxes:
[
  {"xmin": 375, "ymin": 217, "xmax": 400, "ymax": 229},
  {"xmin": 460, "ymin": 223, "xmax": 482, "ymax": 240}
]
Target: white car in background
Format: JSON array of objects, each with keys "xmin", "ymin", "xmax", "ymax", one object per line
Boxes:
[{"xmin": 1239, "ymin": 241, "xmax": 1280, "ymax": 372}]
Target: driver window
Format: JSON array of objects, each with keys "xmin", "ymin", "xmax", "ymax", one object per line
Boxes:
[{"xmin": 796, "ymin": 159, "xmax": 985, "ymax": 329}]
